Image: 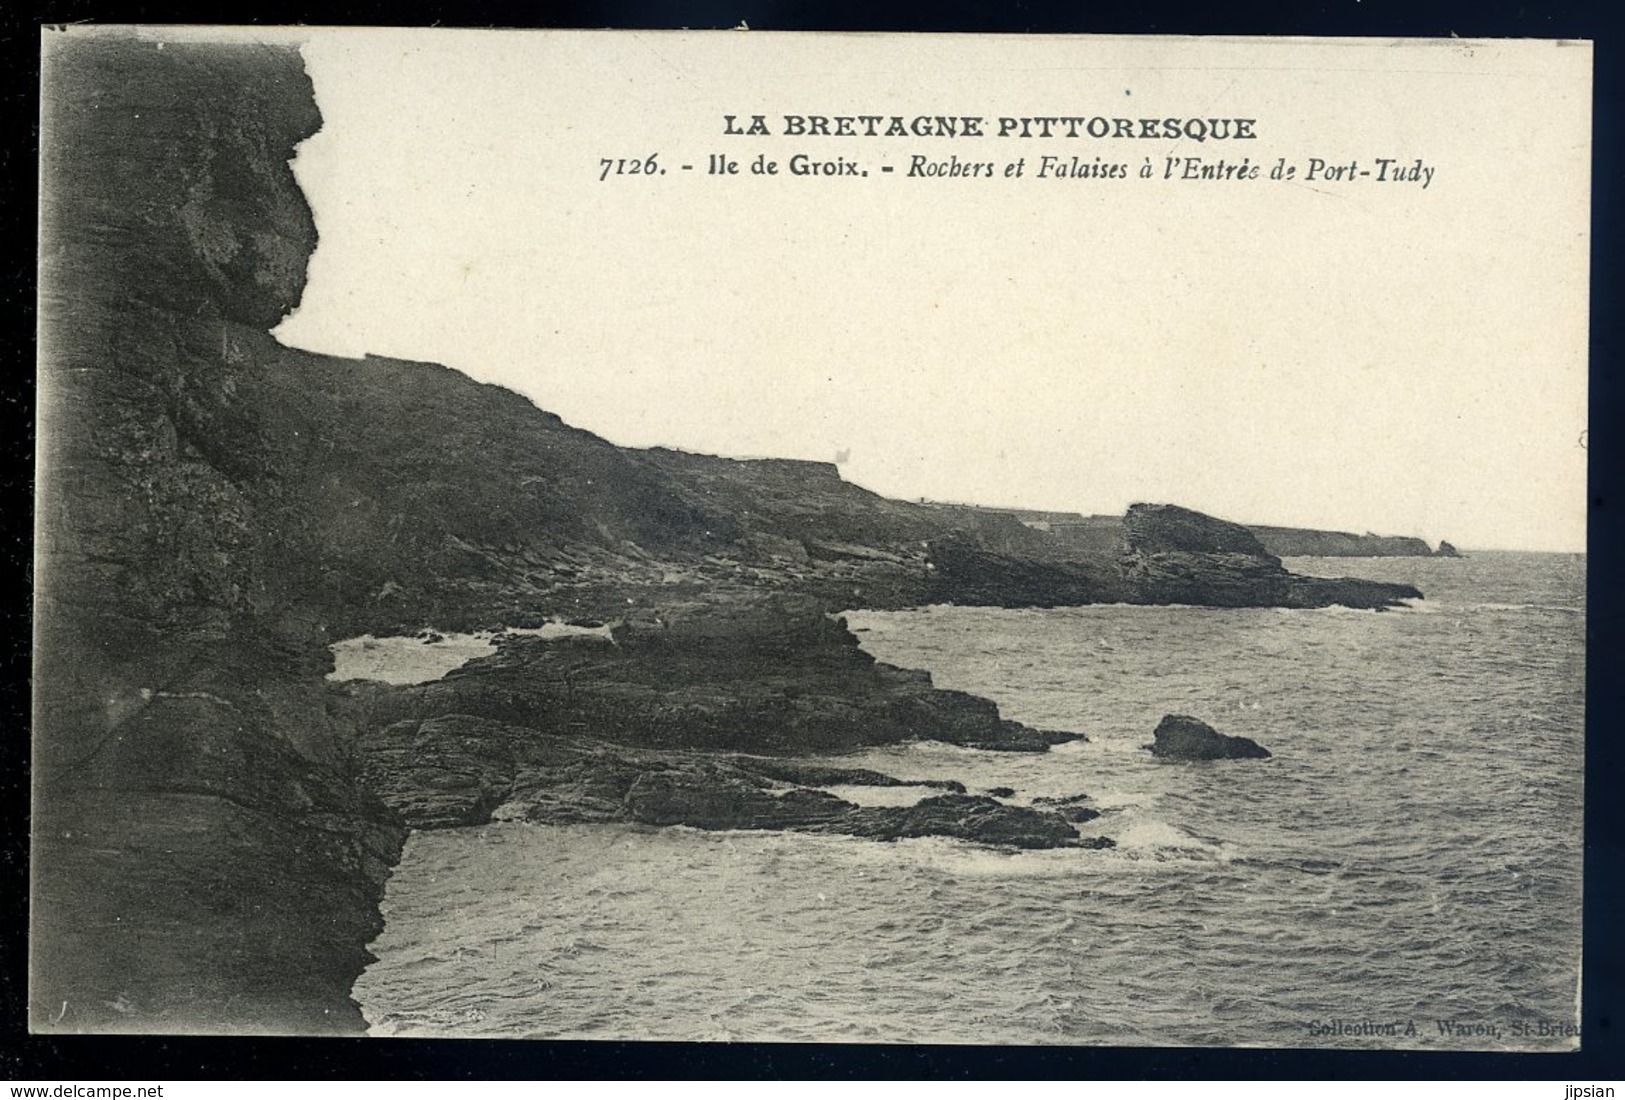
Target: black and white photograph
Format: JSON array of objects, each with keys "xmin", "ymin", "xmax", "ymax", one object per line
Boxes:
[{"xmin": 31, "ymin": 26, "xmax": 1590, "ymax": 1048}]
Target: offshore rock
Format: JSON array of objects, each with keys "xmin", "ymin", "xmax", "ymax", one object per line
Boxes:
[
  {"xmin": 1148, "ymin": 714, "xmax": 1271, "ymax": 761},
  {"xmin": 1281, "ymin": 573, "xmax": 1424, "ymax": 610},
  {"xmin": 1436, "ymin": 540, "xmax": 1463, "ymax": 558}
]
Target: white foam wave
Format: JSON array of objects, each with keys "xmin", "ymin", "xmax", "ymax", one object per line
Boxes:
[{"xmin": 328, "ymin": 620, "xmax": 615, "ymax": 684}]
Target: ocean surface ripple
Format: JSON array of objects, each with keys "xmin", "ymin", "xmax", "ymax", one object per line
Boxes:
[{"xmin": 356, "ymin": 552, "xmax": 1585, "ymax": 1048}]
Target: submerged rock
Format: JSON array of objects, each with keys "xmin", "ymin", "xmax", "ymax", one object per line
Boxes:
[
  {"xmin": 1148, "ymin": 714, "xmax": 1271, "ymax": 761},
  {"xmin": 1031, "ymin": 793, "xmax": 1102, "ymax": 823}
]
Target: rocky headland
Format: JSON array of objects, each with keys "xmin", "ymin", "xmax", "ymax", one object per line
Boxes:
[
  {"xmin": 1248, "ymin": 526, "xmax": 1460, "ymax": 558},
  {"xmin": 33, "ymin": 32, "xmax": 1422, "ymax": 1034},
  {"xmin": 918, "ymin": 505, "xmax": 1459, "ymax": 559}
]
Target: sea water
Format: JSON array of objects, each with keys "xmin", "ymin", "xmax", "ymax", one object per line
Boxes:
[{"xmin": 354, "ymin": 553, "xmax": 1585, "ymax": 1048}]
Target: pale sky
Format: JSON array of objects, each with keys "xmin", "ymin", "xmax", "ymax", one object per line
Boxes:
[{"xmin": 273, "ymin": 30, "xmax": 1591, "ymax": 551}]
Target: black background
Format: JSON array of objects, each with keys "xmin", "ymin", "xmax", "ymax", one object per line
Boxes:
[{"xmin": 3, "ymin": 0, "xmax": 1620, "ymax": 1082}]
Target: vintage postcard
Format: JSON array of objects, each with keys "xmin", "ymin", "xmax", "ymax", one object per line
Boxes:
[{"xmin": 33, "ymin": 27, "xmax": 1589, "ymax": 1045}]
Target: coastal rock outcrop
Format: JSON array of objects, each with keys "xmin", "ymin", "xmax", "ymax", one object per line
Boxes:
[
  {"xmin": 34, "ymin": 36, "xmax": 405, "ymax": 1034},
  {"xmin": 349, "ymin": 598, "xmax": 1064, "ymax": 757},
  {"xmin": 1148, "ymin": 715, "xmax": 1271, "ymax": 761},
  {"xmin": 1122, "ymin": 504, "xmax": 1422, "ymax": 609}
]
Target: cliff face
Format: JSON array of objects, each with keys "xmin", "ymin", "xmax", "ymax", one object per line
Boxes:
[
  {"xmin": 36, "ymin": 35, "xmax": 409, "ymax": 1035},
  {"xmin": 33, "ymin": 32, "xmax": 1421, "ymax": 1035},
  {"xmin": 31, "ymin": 34, "xmax": 1061, "ymax": 1033},
  {"xmin": 38, "ymin": 38, "xmax": 321, "ymax": 768},
  {"xmin": 1249, "ymin": 525, "xmax": 1448, "ymax": 558}
]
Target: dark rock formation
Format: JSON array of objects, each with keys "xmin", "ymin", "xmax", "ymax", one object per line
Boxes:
[
  {"xmin": 628, "ymin": 783, "xmax": 1094, "ymax": 849},
  {"xmin": 1281, "ymin": 573, "xmax": 1424, "ymax": 610},
  {"xmin": 1147, "ymin": 715, "xmax": 1271, "ymax": 761},
  {"xmin": 356, "ymin": 715, "xmax": 518, "ymax": 829},
  {"xmin": 34, "ymin": 34, "xmax": 405, "ymax": 1035},
  {"xmin": 1129, "ymin": 504, "xmax": 1274, "ymax": 557},
  {"xmin": 846, "ymin": 795, "xmax": 1096, "ymax": 849},
  {"xmin": 1436, "ymin": 540, "xmax": 1463, "ymax": 558}
]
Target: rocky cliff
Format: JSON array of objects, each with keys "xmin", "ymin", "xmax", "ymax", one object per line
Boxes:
[
  {"xmin": 940, "ymin": 505, "xmax": 1454, "ymax": 560},
  {"xmin": 1249, "ymin": 525, "xmax": 1455, "ymax": 558},
  {"xmin": 33, "ymin": 31, "xmax": 1421, "ymax": 1034},
  {"xmin": 35, "ymin": 34, "xmax": 409, "ymax": 1035}
]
